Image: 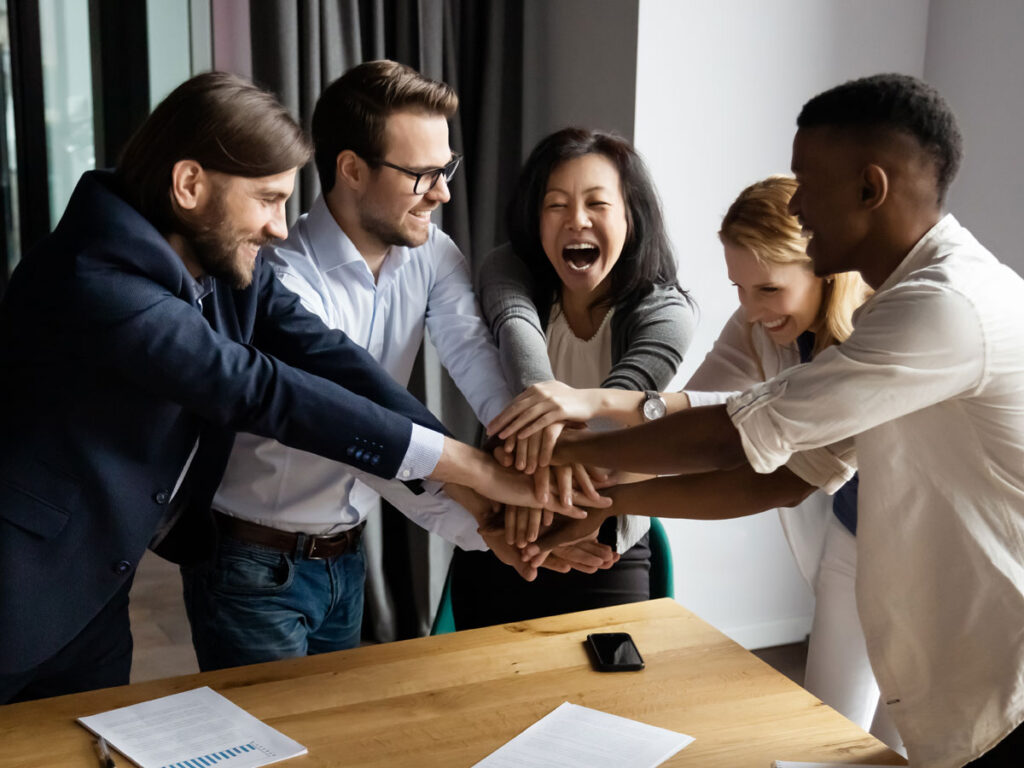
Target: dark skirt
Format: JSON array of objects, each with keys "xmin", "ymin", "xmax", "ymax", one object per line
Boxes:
[{"xmin": 449, "ymin": 517, "xmax": 651, "ymax": 630}]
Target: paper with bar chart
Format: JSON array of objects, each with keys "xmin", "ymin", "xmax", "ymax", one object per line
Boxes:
[{"xmin": 77, "ymin": 686, "xmax": 307, "ymax": 768}]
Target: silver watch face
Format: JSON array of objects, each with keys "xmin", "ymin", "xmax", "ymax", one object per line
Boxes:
[{"xmin": 643, "ymin": 396, "xmax": 667, "ymax": 420}]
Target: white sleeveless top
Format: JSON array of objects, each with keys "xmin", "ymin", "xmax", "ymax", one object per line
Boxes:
[{"xmin": 546, "ymin": 304, "xmax": 650, "ymax": 553}]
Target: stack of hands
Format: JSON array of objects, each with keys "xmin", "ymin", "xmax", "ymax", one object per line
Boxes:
[{"xmin": 447, "ymin": 381, "xmax": 623, "ymax": 582}]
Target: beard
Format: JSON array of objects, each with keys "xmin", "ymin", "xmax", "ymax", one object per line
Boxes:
[
  {"xmin": 358, "ymin": 205, "xmax": 428, "ymax": 250},
  {"xmin": 179, "ymin": 195, "xmax": 270, "ymax": 290}
]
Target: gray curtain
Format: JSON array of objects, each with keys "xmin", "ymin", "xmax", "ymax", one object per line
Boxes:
[{"xmin": 246, "ymin": 0, "xmax": 524, "ymax": 641}]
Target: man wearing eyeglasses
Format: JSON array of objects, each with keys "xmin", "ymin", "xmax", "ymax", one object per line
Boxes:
[{"xmin": 180, "ymin": 60, "xmax": 611, "ymax": 671}]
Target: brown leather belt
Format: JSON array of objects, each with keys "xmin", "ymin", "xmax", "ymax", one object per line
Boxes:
[{"xmin": 214, "ymin": 511, "xmax": 365, "ymax": 560}]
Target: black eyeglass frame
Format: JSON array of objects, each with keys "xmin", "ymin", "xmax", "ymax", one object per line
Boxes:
[{"xmin": 369, "ymin": 153, "xmax": 463, "ymax": 194}]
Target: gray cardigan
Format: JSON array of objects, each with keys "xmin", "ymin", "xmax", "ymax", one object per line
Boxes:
[{"xmin": 476, "ymin": 243, "xmax": 696, "ymax": 394}]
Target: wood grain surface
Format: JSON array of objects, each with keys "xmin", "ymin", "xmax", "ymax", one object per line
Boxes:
[{"xmin": 0, "ymin": 599, "xmax": 906, "ymax": 767}]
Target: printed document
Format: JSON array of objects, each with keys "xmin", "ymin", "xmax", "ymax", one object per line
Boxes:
[
  {"xmin": 78, "ymin": 686, "xmax": 307, "ymax": 768},
  {"xmin": 473, "ymin": 701, "xmax": 694, "ymax": 767}
]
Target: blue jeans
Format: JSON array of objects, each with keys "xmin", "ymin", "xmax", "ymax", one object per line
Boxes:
[{"xmin": 181, "ymin": 535, "xmax": 365, "ymax": 671}]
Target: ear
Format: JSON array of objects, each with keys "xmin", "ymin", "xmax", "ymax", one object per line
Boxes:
[
  {"xmin": 860, "ymin": 164, "xmax": 888, "ymax": 211},
  {"xmin": 170, "ymin": 159, "xmax": 205, "ymax": 211},
  {"xmin": 335, "ymin": 150, "xmax": 367, "ymax": 191}
]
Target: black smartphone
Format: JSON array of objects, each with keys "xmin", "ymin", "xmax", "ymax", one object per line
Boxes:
[{"xmin": 585, "ymin": 632, "xmax": 645, "ymax": 672}]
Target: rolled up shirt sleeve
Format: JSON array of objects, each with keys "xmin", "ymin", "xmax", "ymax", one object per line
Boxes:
[{"xmin": 727, "ymin": 281, "xmax": 986, "ymax": 477}]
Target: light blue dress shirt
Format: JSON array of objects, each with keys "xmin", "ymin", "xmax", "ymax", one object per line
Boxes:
[{"xmin": 213, "ymin": 195, "xmax": 513, "ymax": 548}]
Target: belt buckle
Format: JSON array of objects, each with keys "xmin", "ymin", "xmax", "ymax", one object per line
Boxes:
[
  {"xmin": 304, "ymin": 536, "xmax": 329, "ymax": 560},
  {"xmin": 304, "ymin": 531, "xmax": 347, "ymax": 560}
]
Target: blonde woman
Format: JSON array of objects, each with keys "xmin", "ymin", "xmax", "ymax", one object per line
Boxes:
[{"xmin": 489, "ymin": 177, "xmax": 901, "ymax": 748}]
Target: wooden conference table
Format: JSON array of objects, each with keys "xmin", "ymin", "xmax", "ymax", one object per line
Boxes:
[{"xmin": 0, "ymin": 598, "xmax": 905, "ymax": 767}]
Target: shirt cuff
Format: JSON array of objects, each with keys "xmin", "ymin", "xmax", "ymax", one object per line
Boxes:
[
  {"xmin": 784, "ymin": 447, "xmax": 856, "ymax": 495},
  {"xmin": 684, "ymin": 389, "xmax": 735, "ymax": 408},
  {"xmin": 726, "ymin": 379, "xmax": 792, "ymax": 475},
  {"xmin": 396, "ymin": 424, "xmax": 445, "ymax": 481}
]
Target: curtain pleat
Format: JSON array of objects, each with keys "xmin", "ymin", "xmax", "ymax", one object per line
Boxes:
[{"xmin": 242, "ymin": 0, "xmax": 524, "ymax": 643}]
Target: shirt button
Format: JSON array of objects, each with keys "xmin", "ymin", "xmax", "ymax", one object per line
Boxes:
[
  {"xmin": 401, "ymin": 469, "xmax": 411, "ymax": 478},
  {"xmin": 112, "ymin": 560, "xmax": 132, "ymax": 575},
  {"xmin": 153, "ymin": 490, "xmax": 170, "ymax": 505}
]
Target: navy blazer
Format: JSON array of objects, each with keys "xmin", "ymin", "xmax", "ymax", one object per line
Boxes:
[{"xmin": 0, "ymin": 171, "xmax": 447, "ymax": 674}]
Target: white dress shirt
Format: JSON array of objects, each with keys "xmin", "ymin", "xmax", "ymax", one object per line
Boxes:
[
  {"xmin": 727, "ymin": 215, "xmax": 1024, "ymax": 767},
  {"xmin": 213, "ymin": 195, "xmax": 514, "ymax": 550},
  {"xmin": 685, "ymin": 308, "xmax": 856, "ymax": 587}
]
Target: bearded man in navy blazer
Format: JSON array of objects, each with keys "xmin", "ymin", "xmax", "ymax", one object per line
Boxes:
[{"xmin": 0, "ymin": 72, "xmax": 593, "ymax": 704}]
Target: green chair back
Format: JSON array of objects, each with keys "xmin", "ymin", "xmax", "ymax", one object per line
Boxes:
[{"xmin": 648, "ymin": 517, "xmax": 675, "ymax": 599}]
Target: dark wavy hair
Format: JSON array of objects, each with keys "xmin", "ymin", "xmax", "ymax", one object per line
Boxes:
[
  {"xmin": 507, "ymin": 128, "xmax": 682, "ymax": 315},
  {"xmin": 116, "ymin": 71, "xmax": 311, "ymax": 235},
  {"xmin": 797, "ymin": 73, "xmax": 963, "ymax": 206}
]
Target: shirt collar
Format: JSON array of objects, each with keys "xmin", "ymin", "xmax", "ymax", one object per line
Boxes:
[
  {"xmin": 853, "ymin": 213, "xmax": 961, "ymax": 322},
  {"xmin": 190, "ymin": 274, "xmax": 215, "ymax": 305},
  {"xmin": 875, "ymin": 213, "xmax": 960, "ymax": 294},
  {"xmin": 304, "ymin": 194, "xmax": 413, "ymax": 277}
]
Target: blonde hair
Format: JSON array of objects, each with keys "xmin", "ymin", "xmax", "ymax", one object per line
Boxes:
[{"xmin": 719, "ymin": 175, "xmax": 870, "ymax": 357}]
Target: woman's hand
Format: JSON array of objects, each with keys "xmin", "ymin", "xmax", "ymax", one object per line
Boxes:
[{"xmin": 487, "ymin": 381, "xmax": 601, "ymax": 441}]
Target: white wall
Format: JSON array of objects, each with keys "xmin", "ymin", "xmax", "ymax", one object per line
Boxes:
[
  {"xmin": 635, "ymin": 0, "xmax": 930, "ymax": 647},
  {"xmin": 924, "ymin": 0, "xmax": 1024, "ymax": 274}
]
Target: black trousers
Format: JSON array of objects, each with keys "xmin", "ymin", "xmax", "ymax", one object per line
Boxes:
[
  {"xmin": 0, "ymin": 577, "xmax": 133, "ymax": 704},
  {"xmin": 450, "ymin": 518, "xmax": 651, "ymax": 630},
  {"xmin": 963, "ymin": 720, "xmax": 1024, "ymax": 767}
]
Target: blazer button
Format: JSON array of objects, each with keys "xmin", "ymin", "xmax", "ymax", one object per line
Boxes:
[
  {"xmin": 112, "ymin": 560, "xmax": 133, "ymax": 575},
  {"xmin": 153, "ymin": 490, "xmax": 170, "ymax": 505}
]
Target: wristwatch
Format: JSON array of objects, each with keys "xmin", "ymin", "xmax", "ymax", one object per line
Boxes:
[{"xmin": 641, "ymin": 390, "xmax": 667, "ymax": 421}]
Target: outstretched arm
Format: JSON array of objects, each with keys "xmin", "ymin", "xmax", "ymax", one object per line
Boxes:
[
  {"xmin": 551, "ymin": 404, "xmax": 748, "ymax": 476},
  {"xmin": 525, "ymin": 464, "xmax": 815, "ymax": 556}
]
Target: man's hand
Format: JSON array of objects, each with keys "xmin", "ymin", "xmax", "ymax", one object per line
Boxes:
[
  {"xmin": 522, "ymin": 506, "xmax": 618, "ymax": 564},
  {"xmin": 542, "ymin": 539, "xmax": 619, "ymax": 574},
  {"xmin": 478, "ymin": 527, "xmax": 539, "ymax": 582},
  {"xmin": 432, "ymin": 438, "xmax": 609, "ymax": 516}
]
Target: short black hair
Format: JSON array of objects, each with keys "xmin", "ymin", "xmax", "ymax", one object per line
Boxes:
[
  {"xmin": 506, "ymin": 127, "xmax": 683, "ymax": 315},
  {"xmin": 797, "ymin": 73, "xmax": 963, "ymax": 205}
]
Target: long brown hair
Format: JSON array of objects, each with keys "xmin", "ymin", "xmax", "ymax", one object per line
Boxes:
[{"xmin": 117, "ymin": 71, "xmax": 311, "ymax": 235}]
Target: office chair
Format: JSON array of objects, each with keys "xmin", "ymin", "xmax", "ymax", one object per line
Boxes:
[{"xmin": 430, "ymin": 517, "xmax": 675, "ymax": 636}]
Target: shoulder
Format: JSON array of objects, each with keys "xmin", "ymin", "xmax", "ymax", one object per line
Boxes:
[
  {"xmin": 478, "ymin": 242, "xmax": 529, "ymax": 277},
  {"xmin": 616, "ymin": 284, "xmax": 696, "ymax": 329},
  {"xmin": 420, "ymin": 224, "xmax": 466, "ymax": 267}
]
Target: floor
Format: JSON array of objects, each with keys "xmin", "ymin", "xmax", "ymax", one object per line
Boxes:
[{"xmin": 128, "ymin": 551, "xmax": 808, "ymax": 685}]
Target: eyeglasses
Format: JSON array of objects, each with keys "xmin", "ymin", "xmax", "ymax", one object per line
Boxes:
[{"xmin": 371, "ymin": 153, "xmax": 462, "ymax": 194}]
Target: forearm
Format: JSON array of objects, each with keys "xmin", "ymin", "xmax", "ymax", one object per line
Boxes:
[
  {"xmin": 591, "ymin": 389, "xmax": 690, "ymax": 427},
  {"xmin": 553, "ymin": 404, "xmax": 746, "ymax": 474},
  {"xmin": 604, "ymin": 465, "xmax": 814, "ymax": 520},
  {"xmin": 429, "ymin": 438, "xmax": 493, "ymax": 488}
]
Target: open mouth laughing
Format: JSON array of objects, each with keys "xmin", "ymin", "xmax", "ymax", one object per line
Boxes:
[{"xmin": 563, "ymin": 242, "xmax": 600, "ymax": 272}]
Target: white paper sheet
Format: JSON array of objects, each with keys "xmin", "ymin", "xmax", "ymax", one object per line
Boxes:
[
  {"xmin": 473, "ymin": 701, "xmax": 694, "ymax": 767},
  {"xmin": 78, "ymin": 686, "xmax": 307, "ymax": 768}
]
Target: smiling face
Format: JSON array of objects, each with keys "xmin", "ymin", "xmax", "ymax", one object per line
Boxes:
[
  {"xmin": 539, "ymin": 153, "xmax": 629, "ymax": 303},
  {"xmin": 724, "ymin": 239, "xmax": 823, "ymax": 346},
  {"xmin": 187, "ymin": 168, "xmax": 295, "ymax": 289},
  {"xmin": 356, "ymin": 110, "xmax": 453, "ymax": 251},
  {"xmin": 788, "ymin": 127, "xmax": 872, "ymax": 279}
]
